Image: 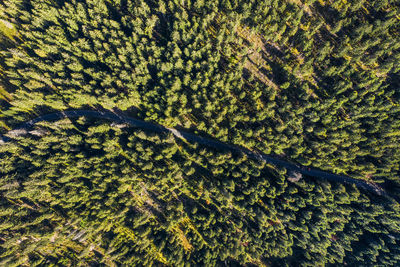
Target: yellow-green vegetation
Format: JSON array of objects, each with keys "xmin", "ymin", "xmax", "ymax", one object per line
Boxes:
[{"xmin": 1, "ymin": 0, "xmax": 400, "ymax": 266}]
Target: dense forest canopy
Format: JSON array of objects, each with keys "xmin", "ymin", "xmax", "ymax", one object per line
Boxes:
[{"xmin": 1, "ymin": 0, "xmax": 400, "ymax": 266}]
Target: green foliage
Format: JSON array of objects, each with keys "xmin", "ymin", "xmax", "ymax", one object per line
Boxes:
[{"xmin": 1, "ymin": 0, "xmax": 400, "ymax": 266}]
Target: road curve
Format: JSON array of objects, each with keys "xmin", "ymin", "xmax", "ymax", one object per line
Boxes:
[{"xmin": 0, "ymin": 109, "xmax": 387, "ymax": 197}]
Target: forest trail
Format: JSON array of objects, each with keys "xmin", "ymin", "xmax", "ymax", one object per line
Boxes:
[{"xmin": 0, "ymin": 109, "xmax": 387, "ymax": 197}]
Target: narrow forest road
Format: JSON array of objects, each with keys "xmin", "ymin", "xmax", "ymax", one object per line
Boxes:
[{"xmin": 0, "ymin": 109, "xmax": 387, "ymax": 197}]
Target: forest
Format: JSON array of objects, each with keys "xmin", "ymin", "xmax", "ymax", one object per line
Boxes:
[{"xmin": 1, "ymin": 0, "xmax": 400, "ymax": 266}]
